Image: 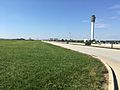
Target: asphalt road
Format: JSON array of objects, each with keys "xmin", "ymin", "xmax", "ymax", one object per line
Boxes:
[{"xmin": 46, "ymin": 41, "xmax": 120, "ymax": 89}]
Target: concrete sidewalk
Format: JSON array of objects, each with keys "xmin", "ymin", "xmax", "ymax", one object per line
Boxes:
[{"xmin": 45, "ymin": 41, "xmax": 120, "ymax": 90}]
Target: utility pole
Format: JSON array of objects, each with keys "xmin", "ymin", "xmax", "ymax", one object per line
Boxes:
[{"xmin": 69, "ymin": 32, "xmax": 71, "ymax": 41}]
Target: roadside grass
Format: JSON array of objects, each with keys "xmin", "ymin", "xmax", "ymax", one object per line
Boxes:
[{"xmin": 0, "ymin": 40, "xmax": 107, "ymax": 90}]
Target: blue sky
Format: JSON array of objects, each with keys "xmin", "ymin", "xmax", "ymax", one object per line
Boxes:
[{"xmin": 0, "ymin": 0, "xmax": 120, "ymax": 40}]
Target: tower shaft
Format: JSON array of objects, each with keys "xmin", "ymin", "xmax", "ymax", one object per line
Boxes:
[
  {"xmin": 91, "ymin": 22, "xmax": 94, "ymax": 40},
  {"xmin": 90, "ymin": 15, "xmax": 96, "ymax": 41}
]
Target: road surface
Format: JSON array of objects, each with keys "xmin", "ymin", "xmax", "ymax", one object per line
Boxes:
[{"xmin": 46, "ymin": 41, "xmax": 120, "ymax": 89}]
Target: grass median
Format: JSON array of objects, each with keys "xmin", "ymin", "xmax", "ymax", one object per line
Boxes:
[{"xmin": 0, "ymin": 40, "xmax": 107, "ymax": 90}]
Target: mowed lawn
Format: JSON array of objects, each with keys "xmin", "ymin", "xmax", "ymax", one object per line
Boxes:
[{"xmin": 0, "ymin": 40, "xmax": 107, "ymax": 90}]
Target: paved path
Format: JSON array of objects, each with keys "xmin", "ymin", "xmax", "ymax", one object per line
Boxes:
[{"xmin": 46, "ymin": 41, "xmax": 120, "ymax": 89}]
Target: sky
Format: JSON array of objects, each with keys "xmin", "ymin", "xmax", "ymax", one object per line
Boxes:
[{"xmin": 0, "ymin": 0, "xmax": 120, "ymax": 40}]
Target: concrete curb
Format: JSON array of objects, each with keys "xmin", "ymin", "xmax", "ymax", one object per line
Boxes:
[{"xmin": 92, "ymin": 56, "xmax": 114, "ymax": 90}]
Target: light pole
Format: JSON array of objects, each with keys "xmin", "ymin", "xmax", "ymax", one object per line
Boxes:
[
  {"xmin": 91, "ymin": 15, "xmax": 96, "ymax": 41},
  {"xmin": 69, "ymin": 32, "xmax": 71, "ymax": 41}
]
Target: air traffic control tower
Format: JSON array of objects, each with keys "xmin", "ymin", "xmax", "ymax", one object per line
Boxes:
[{"xmin": 91, "ymin": 15, "xmax": 96, "ymax": 41}]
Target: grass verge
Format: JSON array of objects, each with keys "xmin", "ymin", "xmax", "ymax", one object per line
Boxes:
[{"xmin": 0, "ymin": 40, "xmax": 107, "ymax": 90}]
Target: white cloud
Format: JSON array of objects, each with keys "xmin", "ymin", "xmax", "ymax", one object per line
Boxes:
[
  {"xmin": 109, "ymin": 16, "xmax": 118, "ymax": 19},
  {"xmin": 95, "ymin": 23, "xmax": 109, "ymax": 29},
  {"xmin": 108, "ymin": 16, "xmax": 120, "ymax": 20},
  {"xmin": 81, "ymin": 20, "xmax": 89, "ymax": 23},
  {"xmin": 109, "ymin": 5, "xmax": 120, "ymax": 19},
  {"xmin": 96, "ymin": 18, "xmax": 104, "ymax": 23},
  {"xmin": 109, "ymin": 5, "xmax": 120, "ymax": 10},
  {"xmin": 116, "ymin": 11, "xmax": 120, "ymax": 14}
]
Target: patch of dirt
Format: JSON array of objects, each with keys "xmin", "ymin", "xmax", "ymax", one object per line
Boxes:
[{"xmin": 103, "ymin": 68, "xmax": 109, "ymax": 90}]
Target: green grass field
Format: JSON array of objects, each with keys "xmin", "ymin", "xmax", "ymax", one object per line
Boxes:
[{"xmin": 0, "ymin": 40, "xmax": 107, "ymax": 90}]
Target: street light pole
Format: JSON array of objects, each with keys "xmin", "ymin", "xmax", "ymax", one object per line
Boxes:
[{"xmin": 69, "ymin": 32, "xmax": 71, "ymax": 40}]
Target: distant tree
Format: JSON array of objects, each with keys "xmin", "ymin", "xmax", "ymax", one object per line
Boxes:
[
  {"xmin": 61, "ymin": 39, "xmax": 64, "ymax": 42},
  {"xmin": 29, "ymin": 37, "xmax": 34, "ymax": 41}
]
